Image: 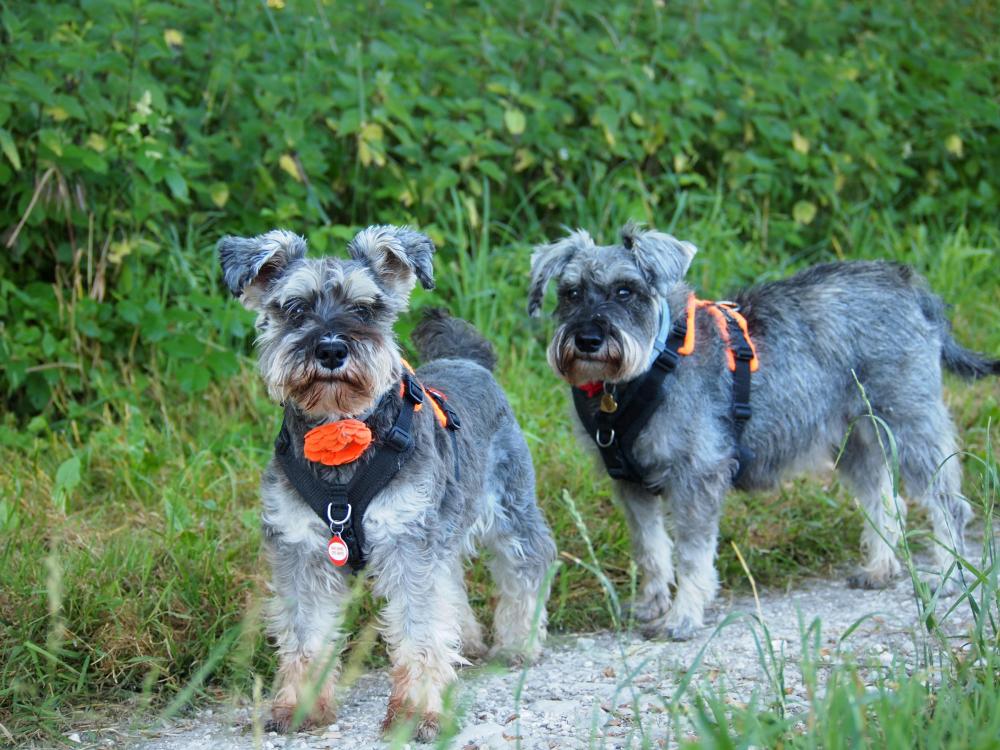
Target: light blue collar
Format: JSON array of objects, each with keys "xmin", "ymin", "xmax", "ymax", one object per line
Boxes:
[{"xmin": 647, "ymin": 298, "xmax": 672, "ymax": 367}]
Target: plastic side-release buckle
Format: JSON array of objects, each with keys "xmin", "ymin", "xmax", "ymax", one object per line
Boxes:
[
  {"xmin": 732, "ymin": 402, "xmax": 752, "ymax": 421},
  {"xmin": 653, "ymin": 348, "xmax": 680, "ymax": 373},
  {"xmin": 384, "ymin": 425, "xmax": 413, "ymax": 452},
  {"xmin": 403, "ymin": 374, "xmax": 425, "ymax": 405}
]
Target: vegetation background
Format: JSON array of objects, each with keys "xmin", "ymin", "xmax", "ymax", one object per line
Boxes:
[{"xmin": 0, "ymin": 0, "xmax": 997, "ymax": 745}]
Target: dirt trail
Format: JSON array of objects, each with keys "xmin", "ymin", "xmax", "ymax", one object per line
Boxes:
[{"xmin": 73, "ymin": 568, "xmax": 976, "ymax": 750}]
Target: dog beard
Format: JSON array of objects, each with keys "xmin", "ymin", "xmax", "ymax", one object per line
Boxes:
[
  {"xmin": 262, "ymin": 340, "xmax": 399, "ymax": 417},
  {"xmin": 547, "ymin": 325, "xmax": 651, "ymax": 385}
]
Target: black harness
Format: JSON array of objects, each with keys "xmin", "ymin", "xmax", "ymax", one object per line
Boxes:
[
  {"xmin": 572, "ymin": 298, "xmax": 756, "ymax": 492},
  {"xmin": 274, "ymin": 371, "xmax": 460, "ymax": 572}
]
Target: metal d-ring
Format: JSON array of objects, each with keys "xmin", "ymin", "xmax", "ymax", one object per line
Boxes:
[
  {"xmin": 327, "ymin": 503, "xmax": 352, "ymax": 528},
  {"xmin": 595, "ymin": 428, "xmax": 615, "ymax": 448}
]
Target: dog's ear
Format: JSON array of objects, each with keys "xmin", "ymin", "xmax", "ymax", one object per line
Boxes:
[
  {"xmin": 621, "ymin": 222, "xmax": 697, "ymax": 295},
  {"xmin": 347, "ymin": 225, "xmax": 435, "ymax": 297},
  {"xmin": 217, "ymin": 230, "xmax": 307, "ymax": 310},
  {"xmin": 528, "ymin": 229, "xmax": 594, "ymax": 317}
]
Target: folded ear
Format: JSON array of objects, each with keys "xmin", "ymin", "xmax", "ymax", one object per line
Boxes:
[
  {"xmin": 620, "ymin": 221, "xmax": 697, "ymax": 295},
  {"xmin": 347, "ymin": 225, "xmax": 435, "ymax": 297},
  {"xmin": 527, "ymin": 229, "xmax": 594, "ymax": 316},
  {"xmin": 217, "ymin": 230, "xmax": 307, "ymax": 310}
]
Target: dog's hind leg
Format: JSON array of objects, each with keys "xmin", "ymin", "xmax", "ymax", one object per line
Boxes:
[
  {"xmin": 838, "ymin": 420, "xmax": 906, "ymax": 589},
  {"xmin": 482, "ymin": 429, "xmax": 557, "ymax": 665},
  {"xmin": 616, "ymin": 482, "xmax": 674, "ymax": 630},
  {"xmin": 661, "ymin": 472, "xmax": 728, "ymax": 641},
  {"xmin": 896, "ymin": 410, "xmax": 970, "ymax": 591},
  {"xmin": 264, "ymin": 536, "xmax": 347, "ymax": 732},
  {"xmin": 448, "ymin": 557, "xmax": 487, "ymax": 660},
  {"xmin": 484, "ymin": 500, "xmax": 556, "ymax": 665}
]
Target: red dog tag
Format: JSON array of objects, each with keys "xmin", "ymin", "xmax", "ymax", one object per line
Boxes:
[{"xmin": 327, "ymin": 535, "xmax": 349, "ymax": 566}]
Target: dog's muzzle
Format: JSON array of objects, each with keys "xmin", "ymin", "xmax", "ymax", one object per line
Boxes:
[{"xmin": 573, "ymin": 321, "xmax": 606, "ymax": 354}]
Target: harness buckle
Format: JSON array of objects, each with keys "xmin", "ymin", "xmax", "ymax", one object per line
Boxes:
[
  {"xmin": 732, "ymin": 402, "xmax": 752, "ymax": 421},
  {"xmin": 444, "ymin": 405, "xmax": 461, "ymax": 430},
  {"xmin": 403, "ymin": 373, "xmax": 425, "ymax": 405},
  {"xmin": 595, "ymin": 427, "xmax": 616, "ymax": 448},
  {"xmin": 384, "ymin": 425, "xmax": 413, "ymax": 452},
  {"xmin": 733, "ymin": 345, "xmax": 754, "ymax": 362},
  {"xmin": 653, "ymin": 348, "xmax": 679, "ymax": 373}
]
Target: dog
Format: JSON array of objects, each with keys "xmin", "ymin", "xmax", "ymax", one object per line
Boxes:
[
  {"xmin": 529, "ymin": 222, "xmax": 998, "ymax": 641},
  {"xmin": 218, "ymin": 226, "xmax": 555, "ymax": 739}
]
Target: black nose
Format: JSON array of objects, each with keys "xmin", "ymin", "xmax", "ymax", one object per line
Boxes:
[
  {"xmin": 315, "ymin": 340, "xmax": 349, "ymax": 370},
  {"xmin": 574, "ymin": 324, "xmax": 605, "ymax": 353}
]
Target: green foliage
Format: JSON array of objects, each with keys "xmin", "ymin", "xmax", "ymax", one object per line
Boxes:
[{"xmin": 1, "ymin": 0, "xmax": 999, "ymax": 413}]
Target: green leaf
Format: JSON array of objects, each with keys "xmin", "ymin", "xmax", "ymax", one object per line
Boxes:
[
  {"xmin": 53, "ymin": 456, "xmax": 82, "ymax": 513},
  {"xmin": 0, "ymin": 127, "xmax": 21, "ymax": 171},
  {"xmin": 504, "ymin": 108, "xmax": 526, "ymax": 136},
  {"xmin": 165, "ymin": 170, "xmax": 189, "ymax": 200},
  {"xmin": 793, "ymin": 201, "xmax": 817, "ymax": 225}
]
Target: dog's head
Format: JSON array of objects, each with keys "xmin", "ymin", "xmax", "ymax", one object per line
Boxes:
[
  {"xmin": 528, "ymin": 222, "xmax": 697, "ymax": 385},
  {"xmin": 218, "ymin": 225, "xmax": 435, "ymax": 417}
]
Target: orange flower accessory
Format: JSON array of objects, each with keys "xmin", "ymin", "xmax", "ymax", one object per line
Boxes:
[{"xmin": 303, "ymin": 419, "xmax": 373, "ymax": 466}]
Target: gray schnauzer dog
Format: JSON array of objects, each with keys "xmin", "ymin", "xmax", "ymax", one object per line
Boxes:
[
  {"xmin": 529, "ymin": 222, "xmax": 997, "ymax": 641},
  {"xmin": 218, "ymin": 226, "xmax": 555, "ymax": 739}
]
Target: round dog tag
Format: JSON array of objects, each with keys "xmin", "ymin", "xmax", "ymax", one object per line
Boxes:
[{"xmin": 327, "ymin": 535, "xmax": 349, "ymax": 566}]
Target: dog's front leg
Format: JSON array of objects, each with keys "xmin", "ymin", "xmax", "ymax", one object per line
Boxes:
[
  {"xmin": 661, "ymin": 475, "xmax": 727, "ymax": 641},
  {"xmin": 376, "ymin": 549, "xmax": 463, "ymax": 741},
  {"xmin": 616, "ymin": 481, "xmax": 674, "ymax": 632},
  {"xmin": 265, "ymin": 536, "xmax": 348, "ymax": 732}
]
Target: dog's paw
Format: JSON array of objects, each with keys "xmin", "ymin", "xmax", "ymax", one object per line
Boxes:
[
  {"xmin": 415, "ymin": 713, "xmax": 441, "ymax": 742},
  {"xmin": 664, "ymin": 623, "xmax": 698, "ymax": 641},
  {"xmin": 847, "ymin": 568, "xmax": 896, "ymax": 590},
  {"xmin": 623, "ymin": 592, "xmax": 671, "ymax": 624},
  {"xmin": 265, "ymin": 705, "xmax": 296, "ymax": 734},
  {"xmin": 265, "ymin": 701, "xmax": 334, "ymax": 734},
  {"xmin": 381, "ymin": 708, "xmax": 440, "ymax": 743},
  {"xmin": 487, "ymin": 643, "xmax": 540, "ymax": 668},
  {"xmin": 461, "ymin": 634, "xmax": 489, "ymax": 662},
  {"xmin": 663, "ymin": 614, "xmax": 701, "ymax": 641}
]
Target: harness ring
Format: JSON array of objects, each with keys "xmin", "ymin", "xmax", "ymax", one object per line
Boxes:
[
  {"xmin": 595, "ymin": 428, "xmax": 615, "ymax": 448},
  {"xmin": 326, "ymin": 502, "xmax": 352, "ymax": 528}
]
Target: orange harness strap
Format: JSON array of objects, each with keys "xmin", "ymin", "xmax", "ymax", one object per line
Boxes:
[
  {"xmin": 678, "ymin": 295, "xmax": 759, "ymax": 372},
  {"xmin": 400, "ymin": 360, "xmax": 449, "ymax": 429}
]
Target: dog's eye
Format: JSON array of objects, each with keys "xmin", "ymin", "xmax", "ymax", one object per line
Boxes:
[
  {"xmin": 283, "ymin": 301, "xmax": 307, "ymax": 323},
  {"xmin": 615, "ymin": 286, "xmax": 632, "ymax": 300},
  {"xmin": 561, "ymin": 287, "xmax": 581, "ymax": 301},
  {"xmin": 350, "ymin": 304, "xmax": 373, "ymax": 323}
]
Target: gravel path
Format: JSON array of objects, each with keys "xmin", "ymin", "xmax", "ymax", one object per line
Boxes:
[{"xmin": 71, "ymin": 570, "xmax": 975, "ymax": 750}]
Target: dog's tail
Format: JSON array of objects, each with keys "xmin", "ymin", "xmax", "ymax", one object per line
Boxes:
[
  {"xmin": 918, "ymin": 286, "xmax": 1000, "ymax": 379},
  {"xmin": 941, "ymin": 335, "xmax": 1000, "ymax": 379},
  {"xmin": 412, "ymin": 308, "xmax": 497, "ymax": 372}
]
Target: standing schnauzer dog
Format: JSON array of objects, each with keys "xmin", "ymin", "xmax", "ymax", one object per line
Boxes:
[
  {"xmin": 219, "ymin": 226, "xmax": 555, "ymax": 739},
  {"xmin": 529, "ymin": 223, "xmax": 997, "ymax": 641}
]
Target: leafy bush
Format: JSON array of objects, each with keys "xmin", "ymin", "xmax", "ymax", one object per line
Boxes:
[{"xmin": 1, "ymin": 0, "xmax": 998, "ymax": 415}]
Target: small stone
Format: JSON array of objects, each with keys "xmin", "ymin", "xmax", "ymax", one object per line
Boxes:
[{"xmin": 67, "ymin": 734, "xmax": 81, "ymax": 744}]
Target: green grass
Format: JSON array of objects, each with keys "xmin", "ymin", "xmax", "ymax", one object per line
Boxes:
[{"xmin": 1, "ymin": 213, "xmax": 998, "ymax": 744}]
